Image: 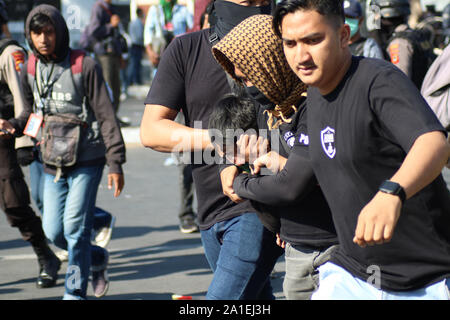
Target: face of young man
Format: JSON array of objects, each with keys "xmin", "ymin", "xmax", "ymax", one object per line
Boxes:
[
  {"xmin": 281, "ymin": 9, "xmax": 350, "ymax": 95},
  {"xmin": 30, "ymin": 23, "xmax": 56, "ymax": 58}
]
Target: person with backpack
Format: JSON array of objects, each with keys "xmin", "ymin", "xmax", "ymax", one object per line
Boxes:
[
  {"xmin": 8, "ymin": 4, "xmax": 126, "ymax": 300},
  {"xmin": 83, "ymin": 0, "xmax": 129, "ymax": 126},
  {"xmin": 369, "ymin": 0, "xmax": 436, "ymax": 88},
  {"xmin": 0, "ymin": 33, "xmax": 61, "ymax": 291}
]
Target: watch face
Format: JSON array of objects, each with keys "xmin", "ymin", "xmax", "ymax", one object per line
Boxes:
[{"xmin": 380, "ymin": 180, "xmax": 401, "ymax": 195}]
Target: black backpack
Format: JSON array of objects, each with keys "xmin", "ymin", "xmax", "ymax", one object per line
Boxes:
[
  {"xmin": 0, "ymin": 38, "xmax": 22, "ymax": 120},
  {"xmin": 389, "ymin": 28, "xmax": 437, "ymax": 89}
]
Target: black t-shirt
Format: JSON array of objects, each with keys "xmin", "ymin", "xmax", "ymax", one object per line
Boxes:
[
  {"xmin": 144, "ymin": 29, "xmax": 256, "ymax": 230},
  {"xmin": 233, "ymin": 102, "xmax": 338, "ymax": 248},
  {"xmin": 307, "ymin": 56, "xmax": 450, "ymax": 291}
]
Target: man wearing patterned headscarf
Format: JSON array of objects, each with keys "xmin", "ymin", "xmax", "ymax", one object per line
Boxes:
[{"xmin": 212, "ymin": 14, "xmax": 338, "ymax": 300}]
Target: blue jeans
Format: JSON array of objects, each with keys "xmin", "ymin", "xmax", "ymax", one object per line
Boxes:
[
  {"xmin": 126, "ymin": 44, "xmax": 143, "ymax": 86},
  {"xmin": 30, "ymin": 159, "xmax": 112, "ymax": 230},
  {"xmin": 200, "ymin": 213, "xmax": 283, "ymax": 300},
  {"xmin": 42, "ymin": 165, "xmax": 108, "ymax": 299},
  {"xmin": 312, "ymin": 262, "xmax": 450, "ymax": 300},
  {"xmin": 30, "ymin": 160, "xmax": 45, "ymax": 213}
]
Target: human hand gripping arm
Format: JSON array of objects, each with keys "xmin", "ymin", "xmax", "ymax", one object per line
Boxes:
[
  {"xmin": 354, "ymin": 131, "xmax": 450, "ymax": 247},
  {"xmin": 219, "ymin": 134, "xmax": 271, "ymax": 203},
  {"xmin": 220, "ymin": 165, "xmax": 243, "ymax": 203},
  {"xmin": 251, "ymin": 151, "xmax": 287, "ymax": 175}
]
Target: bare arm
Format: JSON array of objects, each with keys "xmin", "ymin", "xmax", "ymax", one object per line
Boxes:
[
  {"xmin": 140, "ymin": 104, "xmax": 212, "ymax": 153},
  {"xmin": 354, "ymin": 131, "xmax": 450, "ymax": 247}
]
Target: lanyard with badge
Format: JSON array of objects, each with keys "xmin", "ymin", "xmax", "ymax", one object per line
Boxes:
[{"xmin": 24, "ymin": 61, "xmax": 63, "ymax": 138}]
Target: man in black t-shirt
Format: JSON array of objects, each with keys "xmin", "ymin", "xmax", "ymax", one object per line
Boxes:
[
  {"xmin": 272, "ymin": 0, "xmax": 450, "ymax": 299},
  {"xmin": 140, "ymin": 0, "xmax": 283, "ymax": 300}
]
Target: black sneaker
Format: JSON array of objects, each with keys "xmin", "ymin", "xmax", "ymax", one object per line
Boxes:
[
  {"xmin": 179, "ymin": 215, "xmax": 199, "ymax": 234},
  {"xmin": 37, "ymin": 254, "xmax": 61, "ymax": 288}
]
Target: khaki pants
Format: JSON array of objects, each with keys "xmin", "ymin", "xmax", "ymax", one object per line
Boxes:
[{"xmin": 283, "ymin": 243, "xmax": 338, "ymax": 300}]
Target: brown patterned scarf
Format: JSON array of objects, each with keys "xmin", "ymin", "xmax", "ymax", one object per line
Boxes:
[{"xmin": 212, "ymin": 14, "xmax": 307, "ymax": 129}]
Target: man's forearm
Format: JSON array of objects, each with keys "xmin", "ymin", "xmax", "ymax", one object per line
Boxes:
[
  {"xmin": 390, "ymin": 131, "xmax": 450, "ymax": 198},
  {"xmin": 140, "ymin": 105, "xmax": 212, "ymax": 153}
]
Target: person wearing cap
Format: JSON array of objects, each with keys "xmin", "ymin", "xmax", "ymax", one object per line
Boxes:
[{"xmin": 344, "ymin": 0, "xmax": 383, "ymax": 59}]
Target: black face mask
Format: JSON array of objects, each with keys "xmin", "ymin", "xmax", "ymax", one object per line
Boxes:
[
  {"xmin": 213, "ymin": 0, "xmax": 272, "ymax": 39},
  {"xmin": 245, "ymin": 86, "xmax": 274, "ymax": 110}
]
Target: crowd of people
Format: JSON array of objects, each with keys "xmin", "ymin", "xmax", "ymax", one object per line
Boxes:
[{"xmin": 0, "ymin": 0, "xmax": 449, "ymax": 300}]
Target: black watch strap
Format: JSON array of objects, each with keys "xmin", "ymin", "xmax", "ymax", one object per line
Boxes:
[{"xmin": 379, "ymin": 180, "xmax": 406, "ymax": 203}]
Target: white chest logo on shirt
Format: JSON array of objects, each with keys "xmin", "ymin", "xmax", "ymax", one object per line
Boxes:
[{"xmin": 320, "ymin": 126, "xmax": 336, "ymax": 159}]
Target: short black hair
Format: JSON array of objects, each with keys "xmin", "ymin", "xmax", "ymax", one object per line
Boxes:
[
  {"xmin": 273, "ymin": 0, "xmax": 345, "ymax": 38},
  {"xmin": 208, "ymin": 93, "xmax": 258, "ymax": 148},
  {"xmin": 29, "ymin": 13, "xmax": 53, "ymax": 33}
]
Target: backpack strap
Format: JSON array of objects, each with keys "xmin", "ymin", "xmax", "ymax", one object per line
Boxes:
[
  {"xmin": 70, "ymin": 49, "xmax": 85, "ymax": 74},
  {"xmin": 68, "ymin": 49, "xmax": 89, "ymax": 121},
  {"xmin": 209, "ymin": 26, "xmax": 219, "ymax": 46},
  {"xmin": 27, "ymin": 53, "xmax": 38, "ymax": 77}
]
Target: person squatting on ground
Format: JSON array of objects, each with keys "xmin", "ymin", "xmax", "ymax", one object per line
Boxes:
[
  {"xmin": 272, "ymin": 0, "xmax": 450, "ymax": 299},
  {"xmin": 210, "ymin": 14, "xmax": 338, "ymax": 299},
  {"xmin": 0, "ymin": 36, "xmax": 61, "ymax": 290},
  {"xmin": 12, "ymin": 5, "xmax": 126, "ymax": 300},
  {"xmin": 140, "ymin": 0, "xmax": 284, "ymax": 300}
]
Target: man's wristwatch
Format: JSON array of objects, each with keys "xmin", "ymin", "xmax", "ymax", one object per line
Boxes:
[{"xmin": 379, "ymin": 180, "xmax": 406, "ymax": 203}]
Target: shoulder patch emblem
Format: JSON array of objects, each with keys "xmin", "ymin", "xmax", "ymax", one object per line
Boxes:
[
  {"xmin": 283, "ymin": 131, "xmax": 295, "ymax": 148},
  {"xmin": 388, "ymin": 43, "xmax": 400, "ymax": 64},
  {"xmin": 11, "ymin": 51, "xmax": 25, "ymax": 72}
]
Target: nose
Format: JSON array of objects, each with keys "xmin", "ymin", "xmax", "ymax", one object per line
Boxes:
[
  {"xmin": 296, "ymin": 44, "xmax": 311, "ymax": 65},
  {"xmin": 36, "ymin": 32, "xmax": 48, "ymax": 44}
]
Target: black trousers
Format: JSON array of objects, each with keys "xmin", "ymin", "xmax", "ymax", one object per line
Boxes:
[
  {"xmin": 178, "ymin": 163, "xmax": 195, "ymax": 219},
  {"xmin": 0, "ymin": 177, "xmax": 46, "ymax": 244}
]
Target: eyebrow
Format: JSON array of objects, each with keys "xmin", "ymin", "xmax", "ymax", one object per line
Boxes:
[{"xmin": 282, "ymin": 32, "xmax": 323, "ymax": 42}]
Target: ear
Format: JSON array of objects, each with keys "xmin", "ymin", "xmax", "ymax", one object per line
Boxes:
[{"xmin": 340, "ymin": 23, "xmax": 350, "ymax": 47}]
